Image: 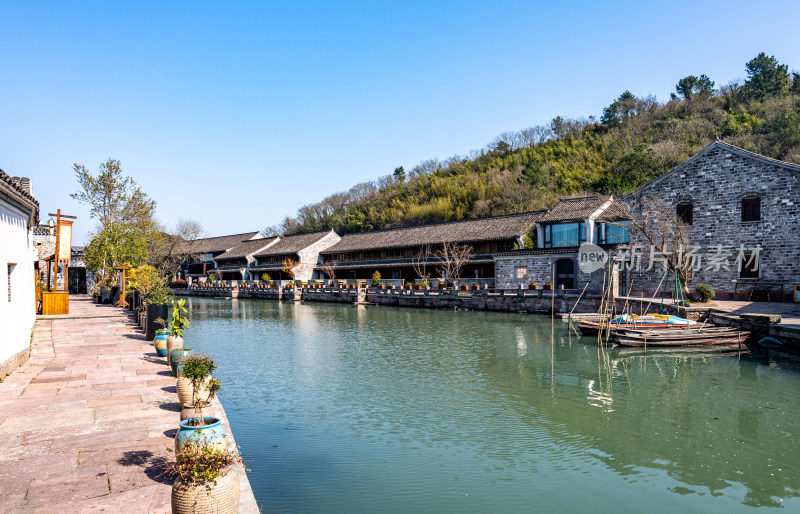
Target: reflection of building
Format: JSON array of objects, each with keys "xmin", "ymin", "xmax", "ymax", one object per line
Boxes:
[{"xmin": 0, "ymin": 170, "xmax": 39, "ymax": 375}]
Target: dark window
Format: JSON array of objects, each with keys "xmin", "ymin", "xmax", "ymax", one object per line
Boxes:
[
  {"xmin": 677, "ymin": 203, "xmax": 693, "ymax": 225},
  {"xmin": 738, "ymin": 251, "xmax": 760, "ymax": 279},
  {"xmin": 7, "ymin": 264, "xmax": 12, "ymax": 302},
  {"xmin": 543, "ymin": 222, "xmax": 585, "ymax": 248},
  {"xmin": 597, "ymin": 221, "xmax": 630, "ymax": 244},
  {"xmin": 742, "ymin": 197, "xmax": 761, "ymax": 222}
]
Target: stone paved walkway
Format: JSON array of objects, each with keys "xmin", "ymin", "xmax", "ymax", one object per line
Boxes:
[{"xmin": 0, "ymin": 297, "xmax": 188, "ymax": 512}]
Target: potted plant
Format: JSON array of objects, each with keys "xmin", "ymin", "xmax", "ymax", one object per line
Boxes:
[
  {"xmin": 175, "ymin": 355, "xmax": 225, "ymax": 452},
  {"xmin": 176, "ymin": 354, "xmax": 216, "ymax": 412},
  {"xmin": 529, "ymin": 281, "xmax": 538, "ymax": 290},
  {"xmin": 167, "ymin": 298, "xmax": 190, "ymax": 369},
  {"xmin": 171, "ymin": 347, "xmax": 194, "ymax": 378},
  {"xmin": 153, "ymin": 318, "xmax": 169, "ymax": 357},
  {"xmin": 138, "ymin": 265, "xmax": 173, "ymax": 341},
  {"xmin": 472, "ymin": 282, "xmax": 480, "ymax": 291},
  {"xmin": 544, "ymin": 281, "xmax": 553, "ymax": 290},
  {"xmin": 170, "ymin": 442, "xmax": 241, "ymax": 514}
]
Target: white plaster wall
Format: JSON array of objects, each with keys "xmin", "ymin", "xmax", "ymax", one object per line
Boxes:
[
  {"xmin": 294, "ymin": 231, "xmax": 342, "ymax": 282},
  {"xmin": 0, "ymin": 202, "xmax": 36, "ymax": 365}
]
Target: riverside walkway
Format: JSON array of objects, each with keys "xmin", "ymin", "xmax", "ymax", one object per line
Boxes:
[{"xmin": 0, "ymin": 296, "xmax": 257, "ymax": 513}]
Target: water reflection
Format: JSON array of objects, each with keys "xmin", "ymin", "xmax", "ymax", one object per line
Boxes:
[{"xmin": 184, "ymin": 298, "xmax": 800, "ymax": 512}]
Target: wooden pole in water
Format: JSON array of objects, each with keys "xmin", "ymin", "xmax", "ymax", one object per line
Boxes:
[
  {"xmin": 568, "ymin": 282, "xmax": 590, "ymax": 321},
  {"xmin": 551, "ymin": 264, "xmax": 555, "ymax": 344},
  {"xmin": 642, "ymin": 270, "xmax": 668, "ymax": 316}
]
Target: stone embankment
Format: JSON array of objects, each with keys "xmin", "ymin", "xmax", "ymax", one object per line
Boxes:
[
  {"xmin": 175, "ymin": 284, "xmax": 609, "ymax": 314},
  {"xmin": 0, "ymin": 296, "xmax": 257, "ymax": 513}
]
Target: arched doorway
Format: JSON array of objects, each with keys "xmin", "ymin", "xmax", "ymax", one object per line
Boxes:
[{"xmin": 555, "ymin": 259, "xmax": 575, "ymax": 290}]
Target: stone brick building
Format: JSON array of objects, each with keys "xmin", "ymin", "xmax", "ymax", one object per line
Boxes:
[
  {"xmin": 494, "ymin": 139, "xmax": 800, "ymax": 301},
  {"xmin": 623, "ymin": 139, "xmax": 800, "ymax": 301},
  {"xmin": 494, "ymin": 195, "xmax": 629, "ymax": 291}
]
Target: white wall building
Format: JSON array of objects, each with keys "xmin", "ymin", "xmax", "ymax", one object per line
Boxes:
[{"xmin": 0, "ymin": 170, "xmax": 39, "ymax": 375}]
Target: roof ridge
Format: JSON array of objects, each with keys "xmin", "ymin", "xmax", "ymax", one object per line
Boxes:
[
  {"xmin": 197, "ymin": 231, "xmax": 261, "ymax": 241},
  {"xmin": 336, "ymin": 209, "xmax": 547, "ymax": 237},
  {"xmin": 0, "ymin": 168, "xmax": 39, "ymax": 207}
]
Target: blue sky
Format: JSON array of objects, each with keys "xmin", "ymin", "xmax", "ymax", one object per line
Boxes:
[{"xmin": 2, "ymin": 1, "xmax": 799, "ymax": 244}]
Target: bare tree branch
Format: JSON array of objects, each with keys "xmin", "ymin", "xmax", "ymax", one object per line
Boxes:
[{"xmin": 436, "ymin": 241, "xmax": 472, "ymax": 288}]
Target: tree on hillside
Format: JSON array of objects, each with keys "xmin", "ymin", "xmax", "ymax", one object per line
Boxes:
[
  {"xmin": 671, "ymin": 74, "xmax": 715, "ymax": 101},
  {"xmin": 71, "ymin": 159, "xmax": 157, "ymax": 285},
  {"xmin": 745, "ymin": 52, "xmax": 791, "ymax": 99},
  {"xmin": 601, "ymin": 91, "xmax": 636, "ymax": 127},
  {"xmin": 393, "ymin": 166, "xmax": 405, "ymax": 182}
]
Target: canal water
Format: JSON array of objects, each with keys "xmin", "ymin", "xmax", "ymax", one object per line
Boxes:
[{"xmin": 183, "ymin": 297, "xmax": 800, "ymax": 513}]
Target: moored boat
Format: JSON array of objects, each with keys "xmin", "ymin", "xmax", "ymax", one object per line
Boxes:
[
  {"xmin": 578, "ymin": 313, "xmax": 696, "ymax": 336},
  {"xmin": 611, "ymin": 327, "xmax": 750, "ymax": 347}
]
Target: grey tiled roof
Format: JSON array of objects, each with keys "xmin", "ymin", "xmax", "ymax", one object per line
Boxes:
[
  {"xmin": 321, "ymin": 212, "xmax": 545, "ymax": 254},
  {"xmin": 539, "ymin": 196, "xmax": 629, "ymax": 223},
  {"xmin": 539, "ymin": 196, "xmax": 611, "ymax": 223},
  {"xmin": 178, "ymin": 231, "xmax": 263, "ymax": 255},
  {"xmin": 0, "ymin": 169, "xmax": 39, "ymax": 224},
  {"xmin": 315, "ymin": 255, "xmax": 495, "ymax": 270},
  {"xmin": 254, "ymin": 231, "xmax": 334, "ymax": 257},
  {"xmin": 214, "ymin": 237, "xmax": 279, "ymax": 260}
]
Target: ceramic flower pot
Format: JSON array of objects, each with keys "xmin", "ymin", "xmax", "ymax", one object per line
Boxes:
[
  {"xmin": 170, "ymin": 348, "xmax": 194, "ymax": 378},
  {"xmin": 176, "ymin": 376, "xmax": 211, "ymax": 406},
  {"xmin": 154, "ymin": 332, "xmax": 169, "ymax": 357},
  {"xmin": 145, "ymin": 303, "xmax": 170, "ymax": 341},
  {"xmin": 175, "ymin": 416, "xmax": 226, "ymax": 453},
  {"xmin": 172, "ymin": 465, "xmax": 239, "ymax": 514},
  {"xmin": 166, "ymin": 335, "xmax": 184, "ymax": 368},
  {"xmin": 180, "ymin": 402, "xmax": 215, "ymax": 422}
]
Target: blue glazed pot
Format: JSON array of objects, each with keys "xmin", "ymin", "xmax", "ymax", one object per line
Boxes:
[
  {"xmin": 175, "ymin": 416, "xmax": 226, "ymax": 453},
  {"xmin": 154, "ymin": 332, "xmax": 168, "ymax": 357},
  {"xmin": 170, "ymin": 348, "xmax": 194, "ymax": 377}
]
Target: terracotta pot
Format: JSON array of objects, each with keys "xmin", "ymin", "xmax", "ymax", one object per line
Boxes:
[
  {"xmin": 177, "ymin": 376, "xmax": 211, "ymax": 406},
  {"xmin": 172, "ymin": 465, "xmax": 239, "ymax": 514},
  {"xmin": 544, "ymin": 284, "xmax": 553, "ymax": 290},
  {"xmin": 529, "ymin": 284, "xmax": 538, "ymax": 290},
  {"xmin": 166, "ymin": 335, "xmax": 184, "ymax": 369},
  {"xmin": 180, "ymin": 402, "xmax": 215, "ymax": 422}
]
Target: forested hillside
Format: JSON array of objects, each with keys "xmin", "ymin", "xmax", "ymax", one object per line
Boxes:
[{"xmin": 272, "ymin": 53, "xmax": 800, "ymax": 236}]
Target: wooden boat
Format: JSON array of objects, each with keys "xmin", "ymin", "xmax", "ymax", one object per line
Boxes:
[
  {"xmin": 611, "ymin": 327, "xmax": 750, "ymax": 347},
  {"xmin": 611, "ymin": 343, "xmax": 749, "ymax": 359},
  {"xmin": 578, "ymin": 314, "xmax": 696, "ymax": 336}
]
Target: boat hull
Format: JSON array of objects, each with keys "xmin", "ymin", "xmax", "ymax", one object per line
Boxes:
[
  {"xmin": 612, "ymin": 329, "xmax": 750, "ymax": 347},
  {"xmin": 578, "ymin": 321, "xmax": 691, "ymax": 336}
]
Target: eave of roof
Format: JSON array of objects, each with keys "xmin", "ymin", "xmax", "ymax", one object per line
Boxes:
[{"xmin": 320, "ymin": 211, "xmax": 545, "ymax": 254}]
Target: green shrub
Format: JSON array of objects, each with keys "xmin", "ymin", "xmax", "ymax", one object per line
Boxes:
[
  {"xmin": 694, "ymin": 283, "xmax": 715, "ymax": 303},
  {"xmin": 171, "ymin": 442, "xmax": 241, "ymax": 483},
  {"xmin": 372, "ymin": 270, "xmax": 381, "ymax": 287}
]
